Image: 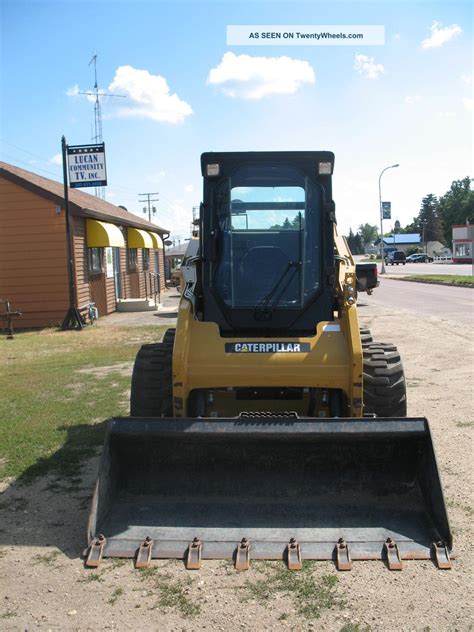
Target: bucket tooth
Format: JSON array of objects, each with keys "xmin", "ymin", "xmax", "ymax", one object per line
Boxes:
[
  {"xmin": 432, "ymin": 541, "xmax": 452, "ymax": 570},
  {"xmin": 235, "ymin": 538, "xmax": 250, "ymax": 571},
  {"xmin": 85, "ymin": 534, "xmax": 106, "ymax": 568},
  {"xmin": 384, "ymin": 538, "xmax": 403, "ymax": 571},
  {"xmin": 186, "ymin": 538, "xmax": 202, "ymax": 570},
  {"xmin": 335, "ymin": 538, "xmax": 352, "ymax": 571},
  {"xmin": 135, "ymin": 537, "xmax": 153, "ymax": 569},
  {"xmin": 287, "ymin": 538, "xmax": 302, "ymax": 570}
]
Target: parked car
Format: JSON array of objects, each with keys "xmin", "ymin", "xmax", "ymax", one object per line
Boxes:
[
  {"xmin": 409, "ymin": 254, "xmax": 433, "ymax": 263},
  {"xmin": 385, "ymin": 251, "xmax": 406, "ymax": 265}
]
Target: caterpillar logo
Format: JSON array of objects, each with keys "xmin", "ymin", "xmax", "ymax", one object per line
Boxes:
[{"xmin": 225, "ymin": 342, "xmax": 310, "ymax": 353}]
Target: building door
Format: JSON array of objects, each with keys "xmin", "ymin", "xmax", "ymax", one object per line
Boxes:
[
  {"xmin": 113, "ymin": 247, "xmax": 122, "ymax": 299},
  {"xmin": 90, "ymin": 274, "xmax": 107, "ymax": 316}
]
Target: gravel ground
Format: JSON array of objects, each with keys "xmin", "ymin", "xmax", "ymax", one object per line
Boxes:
[{"xmin": 1, "ymin": 298, "xmax": 473, "ymax": 631}]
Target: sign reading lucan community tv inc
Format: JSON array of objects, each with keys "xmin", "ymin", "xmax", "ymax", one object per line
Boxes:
[{"xmin": 67, "ymin": 143, "xmax": 107, "ymax": 189}]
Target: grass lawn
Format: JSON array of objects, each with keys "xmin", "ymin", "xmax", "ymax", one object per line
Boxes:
[
  {"xmin": 401, "ymin": 274, "xmax": 474, "ymax": 287},
  {"xmin": 0, "ymin": 324, "xmax": 166, "ymax": 482}
]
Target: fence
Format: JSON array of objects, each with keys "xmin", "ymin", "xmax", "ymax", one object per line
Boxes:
[{"xmin": 119, "ymin": 270, "xmax": 161, "ymax": 304}]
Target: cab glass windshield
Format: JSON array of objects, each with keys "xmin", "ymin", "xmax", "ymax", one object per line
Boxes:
[{"xmin": 213, "ymin": 164, "xmax": 321, "ymax": 312}]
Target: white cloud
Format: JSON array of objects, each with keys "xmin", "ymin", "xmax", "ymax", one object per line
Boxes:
[
  {"xmin": 207, "ymin": 52, "xmax": 315, "ymax": 100},
  {"xmin": 184, "ymin": 184, "xmax": 194, "ymax": 193},
  {"xmin": 146, "ymin": 170, "xmax": 166, "ymax": 184},
  {"xmin": 49, "ymin": 153, "xmax": 62, "ymax": 166},
  {"xmin": 353, "ymin": 54, "xmax": 385, "ymax": 80},
  {"xmin": 66, "ymin": 84, "xmax": 79, "ymax": 97},
  {"xmin": 108, "ymin": 65, "xmax": 193, "ymax": 124},
  {"xmin": 163, "ymin": 200, "xmax": 192, "ymax": 235},
  {"xmin": 437, "ymin": 111, "xmax": 456, "ymax": 118},
  {"xmin": 66, "ymin": 84, "xmax": 109, "ymax": 104},
  {"xmin": 462, "ymin": 97, "xmax": 473, "ymax": 111},
  {"xmin": 405, "ymin": 95, "xmax": 422, "ymax": 104},
  {"xmin": 461, "ymin": 74, "xmax": 472, "ymax": 85},
  {"xmin": 421, "ymin": 21, "xmax": 462, "ymax": 49}
]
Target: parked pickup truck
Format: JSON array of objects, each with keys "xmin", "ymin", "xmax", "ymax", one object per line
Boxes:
[
  {"xmin": 356, "ymin": 262, "xmax": 379, "ymax": 295},
  {"xmin": 385, "ymin": 251, "xmax": 406, "ymax": 265}
]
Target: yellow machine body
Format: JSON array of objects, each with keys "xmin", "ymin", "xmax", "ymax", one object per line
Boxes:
[{"xmin": 85, "ymin": 152, "xmax": 452, "ymax": 571}]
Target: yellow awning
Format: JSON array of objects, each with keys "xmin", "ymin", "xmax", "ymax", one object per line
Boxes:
[
  {"xmin": 127, "ymin": 227, "xmax": 153, "ymax": 248},
  {"xmin": 86, "ymin": 219, "xmax": 125, "ymax": 247},
  {"xmin": 148, "ymin": 232, "xmax": 163, "ymax": 249}
]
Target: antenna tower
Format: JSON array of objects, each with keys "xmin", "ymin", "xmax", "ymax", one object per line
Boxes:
[{"xmin": 79, "ymin": 53, "xmax": 125, "ymax": 199}]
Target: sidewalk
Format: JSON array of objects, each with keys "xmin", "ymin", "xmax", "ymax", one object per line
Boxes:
[{"xmin": 95, "ymin": 288, "xmax": 180, "ymax": 327}]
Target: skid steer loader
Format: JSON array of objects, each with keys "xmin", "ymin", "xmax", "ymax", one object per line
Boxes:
[{"xmin": 86, "ymin": 152, "xmax": 452, "ymax": 571}]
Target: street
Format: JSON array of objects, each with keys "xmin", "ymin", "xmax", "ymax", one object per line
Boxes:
[
  {"xmin": 354, "ymin": 255, "xmax": 472, "ymax": 277},
  {"xmin": 361, "ymin": 277, "xmax": 473, "ymax": 325},
  {"xmin": 380, "ymin": 261, "xmax": 472, "ymax": 276}
]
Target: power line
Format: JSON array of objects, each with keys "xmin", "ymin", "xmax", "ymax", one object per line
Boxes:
[
  {"xmin": 0, "ymin": 139, "xmax": 191, "ymax": 231},
  {"xmin": 0, "ymin": 151, "xmax": 62, "ymax": 179},
  {"xmin": 0, "ymin": 140, "xmax": 63, "ymax": 179},
  {"xmin": 0, "ymin": 139, "xmax": 62, "ymax": 169},
  {"xmin": 139, "ymin": 192, "xmax": 160, "ymax": 223}
]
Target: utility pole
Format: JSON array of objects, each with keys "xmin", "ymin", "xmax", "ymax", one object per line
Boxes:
[
  {"xmin": 139, "ymin": 192, "xmax": 159, "ymax": 223},
  {"xmin": 378, "ymin": 163, "xmax": 399, "ymax": 274},
  {"xmin": 421, "ymin": 220, "xmax": 428, "ymax": 256}
]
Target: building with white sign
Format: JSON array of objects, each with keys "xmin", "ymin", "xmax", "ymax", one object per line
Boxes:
[{"xmin": 0, "ymin": 161, "xmax": 169, "ymax": 327}]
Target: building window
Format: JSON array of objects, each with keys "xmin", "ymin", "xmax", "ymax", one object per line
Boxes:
[
  {"xmin": 88, "ymin": 247, "xmax": 103, "ymax": 274},
  {"xmin": 128, "ymin": 248, "xmax": 137, "ymax": 272},
  {"xmin": 454, "ymin": 243, "xmax": 467, "ymax": 257},
  {"xmin": 142, "ymin": 248, "xmax": 150, "ymax": 270}
]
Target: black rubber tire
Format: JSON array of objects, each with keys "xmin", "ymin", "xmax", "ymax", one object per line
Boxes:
[
  {"xmin": 162, "ymin": 328, "xmax": 176, "ymax": 345},
  {"xmin": 359, "ymin": 327, "xmax": 373, "ymax": 347},
  {"xmin": 363, "ymin": 342, "xmax": 407, "ymax": 417},
  {"xmin": 130, "ymin": 342, "xmax": 173, "ymax": 417}
]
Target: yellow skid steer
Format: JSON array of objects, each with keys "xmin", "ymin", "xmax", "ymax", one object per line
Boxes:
[{"xmin": 86, "ymin": 152, "xmax": 452, "ymax": 571}]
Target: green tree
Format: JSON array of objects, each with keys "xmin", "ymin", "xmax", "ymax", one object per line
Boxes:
[
  {"xmin": 354, "ymin": 233, "xmax": 363, "ymax": 254},
  {"xmin": 357, "ymin": 223, "xmax": 378, "ymax": 248},
  {"xmin": 418, "ymin": 193, "xmax": 444, "ymax": 244},
  {"xmin": 400, "ymin": 218, "xmax": 419, "ymax": 234},
  {"xmin": 346, "ymin": 228, "xmax": 356, "ymax": 253},
  {"xmin": 270, "ymin": 213, "xmax": 304, "ymax": 230},
  {"xmin": 438, "ymin": 177, "xmax": 474, "ymax": 247},
  {"xmin": 291, "ymin": 212, "xmax": 305, "ymax": 229},
  {"xmin": 346, "ymin": 228, "xmax": 363, "ymax": 254}
]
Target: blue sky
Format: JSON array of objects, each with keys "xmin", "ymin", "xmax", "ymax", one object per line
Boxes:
[{"xmin": 1, "ymin": 0, "xmax": 472, "ymax": 239}]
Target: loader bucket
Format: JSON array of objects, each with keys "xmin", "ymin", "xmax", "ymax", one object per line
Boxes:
[{"xmin": 86, "ymin": 417, "xmax": 452, "ymax": 569}]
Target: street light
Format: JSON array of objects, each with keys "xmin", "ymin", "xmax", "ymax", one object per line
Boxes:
[
  {"xmin": 421, "ymin": 220, "xmax": 428, "ymax": 256},
  {"xmin": 379, "ymin": 163, "xmax": 399, "ymax": 274}
]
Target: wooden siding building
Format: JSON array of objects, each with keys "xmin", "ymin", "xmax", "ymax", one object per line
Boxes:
[{"xmin": 0, "ymin": 161, "xmax": 169, "ymax": 328}]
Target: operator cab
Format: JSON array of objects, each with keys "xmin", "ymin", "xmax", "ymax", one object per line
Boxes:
[{"xmin": 200, "ymin": 152, "xmax": 336, "ymax": 337}]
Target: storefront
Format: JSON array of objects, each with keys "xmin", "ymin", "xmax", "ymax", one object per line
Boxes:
[{"xmin": 0, "ymin": 161, "xmax": 169, "ymax": 327}]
